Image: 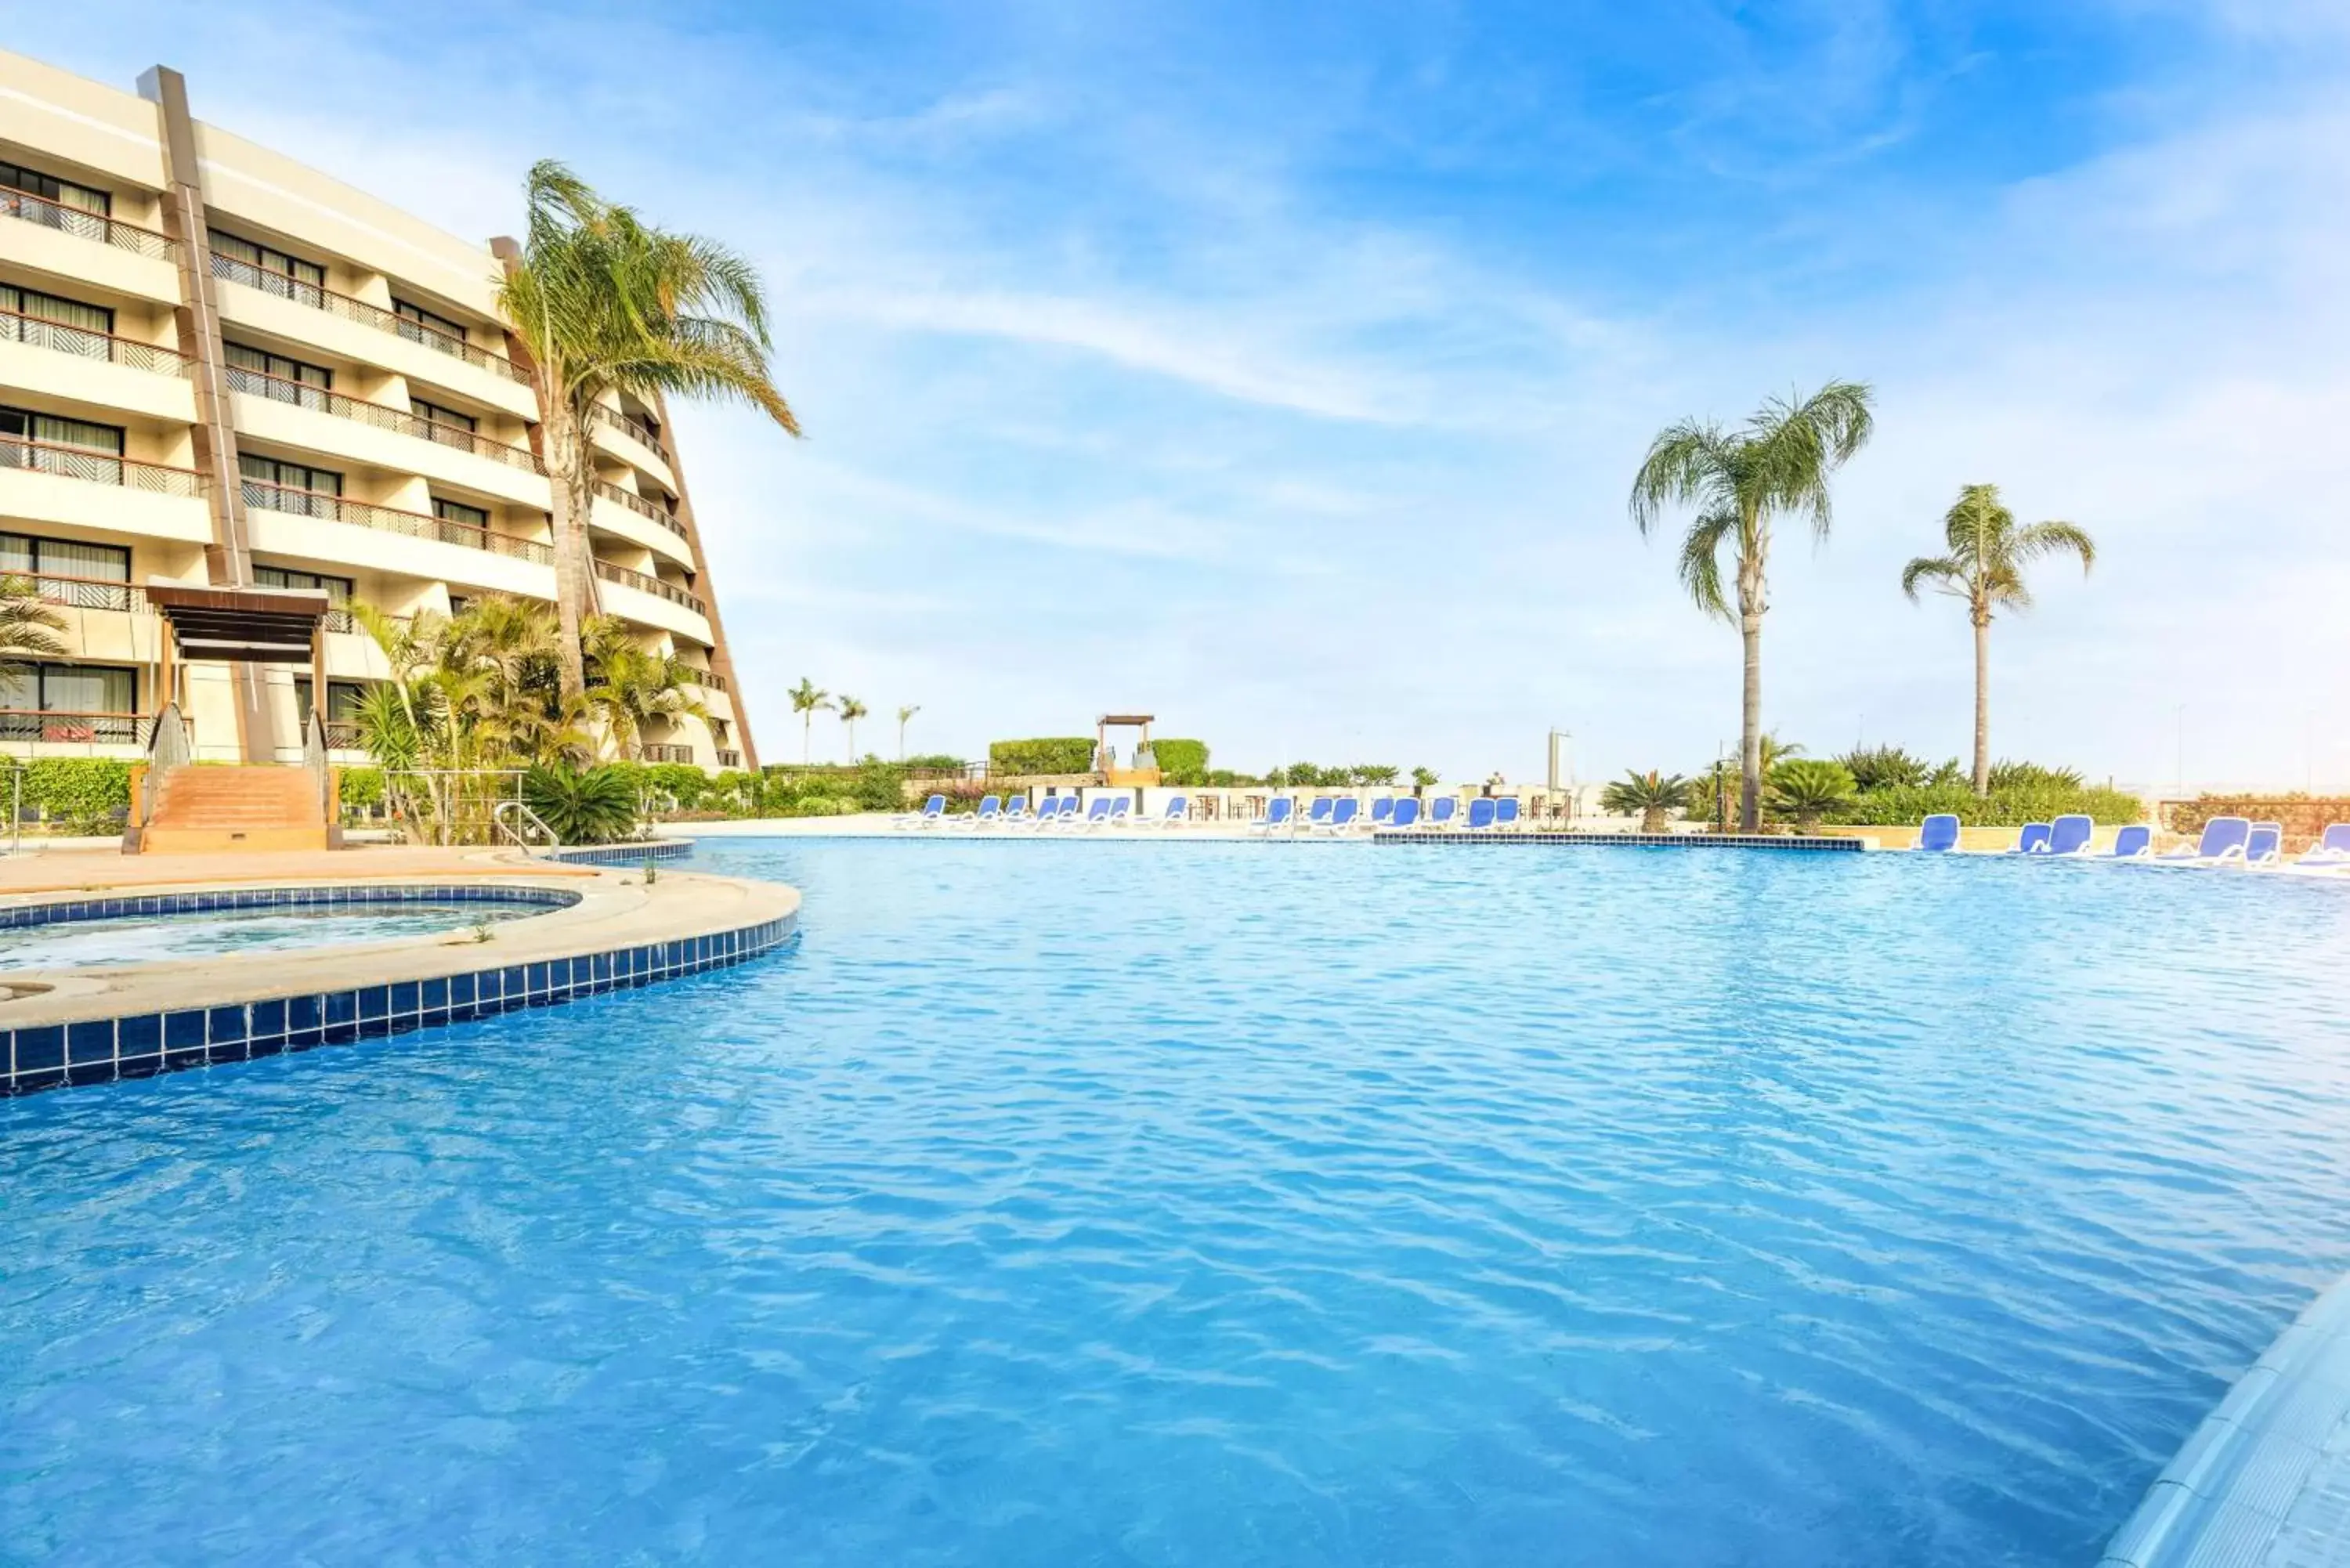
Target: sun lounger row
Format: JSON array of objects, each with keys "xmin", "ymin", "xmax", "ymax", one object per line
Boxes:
[
  {"xmin": 891, "ymin": 793, "xmax": 1548, "ymax": 834},
  {"xmin": 895, "ymin": 793, "xmax": 1202, "ymax": 830},
  {"xmin": 1911, "ymin": 812, "xmax": 2350, "ymax": 867}
]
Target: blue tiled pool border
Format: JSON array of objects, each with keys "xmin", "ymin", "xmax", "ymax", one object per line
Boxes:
[
  {"xmin": 540, "ymin": 839, "xmax": 695, "ymax": 867},
  {"xmin": 1373, "ymin": 830, "xmax": 1865, "ymax": 851},
  {"xmin": 0, "ymin": 881, "xmax": 579, "ymax": 934},
  {"xmin": 2, "ymin": 887, "xmax": 794, "ymax": 1097}
]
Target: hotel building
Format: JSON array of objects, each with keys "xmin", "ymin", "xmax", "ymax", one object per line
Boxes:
[{"xmin": 0, "ymin": 49, "xmax": 758, "ymax": 773}]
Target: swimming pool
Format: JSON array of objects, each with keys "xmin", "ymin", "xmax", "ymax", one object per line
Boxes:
[
  {"xmin": 4, "ymin": 842, "xmax": 2345, "ymax": 1566},
  {"xmin": 0, "ymin": 898, "xmax": 547, "ymax": 970}
]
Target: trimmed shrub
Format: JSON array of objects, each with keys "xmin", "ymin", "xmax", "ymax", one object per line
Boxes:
[
  {"xmin": 1828, "ymin": 782, "xmax": 2142, "ymax": 827},
  {"xmin": 989, "ymin": 737, "xmax": 1094, "ymax": 775},
  {"xmin": 1153, "ymin": 739, "xmax": 1209, "ymax": 785},
  {"xmin": 4, "ymin": 758, "xmax": 132, "ymax": 833},
  {"xmin": 339, "ymin": 766, "xmax": 386, "ymax": 811}
]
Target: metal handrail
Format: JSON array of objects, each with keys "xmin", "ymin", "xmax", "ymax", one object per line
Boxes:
[
  {"xmin": 594, "ymin": 558, "xmax": 706, "ymax": 614},
  {"xmin": 0, "ymin": 433, "xmax": 204, "ymax": 497},
  {"xmin": 225, "ymin": 362, "xmax": 544, "ymax": 474},
  {"xmin": 241, "ymin": 479, "xmax": 556, "ymax": 566},
  {"xmin": 139, "ymin": 705, "xmax": 190, "ymax": 826},
  {"xmin": 2, "ymin": 569, "xmax": 148, "ymax": 612},
  {"xmin": 208, "ymin": 247, "xmax": 528, "ymax": 383},
  {"xmin": 0, "ymin": 184, "xmax": 178, "ymax": 261},
  {"xmin": 493, "ymin": 797, "xmax": 560, "ymax": 849},
  {"xmin": 591, "ymin": 403, "xmax": 671, "ymax": 461},
  {"xmin": 0, "ymin": 309, "xmax": 193, "ymax": 377},
  {"xmin": 592, "ymin": 477, "xmax": 689, "ymax": 537}
]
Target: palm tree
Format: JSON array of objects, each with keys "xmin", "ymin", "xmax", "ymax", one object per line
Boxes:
[
  {"xmin": 837, "ymin": 695, "xmax": 868, "ymax": 761},
  {"xmin": 1767, "ymin": 758, "xmax": 1856, "ymax": 832},
  {"xmin": 1629, "ymin": 381, "xmax": 1875, "ymax": 830},
  {"xmin": 1600, "ymin": 770, "xmax": 1693, "ymax": 833},
  {"xmin": 582, "ymin": 616, "xmax": 707, "ymax": 761},
  {"xmin": 895, "ymin": 703, "xmax": 921, "ymax": 761},
  {"xmin": 788, "ymin": 677, "xmax": 831, "ymax": 764},
  {"xmin": 497, "ymin": 161, "xmax": 801, "ymax": 698},
  {"xmin": 1901, "ymin": 483, "xmax": 2095, "ymax": 796},
  {"xmin": 0, "ymin": 576, "xmax": 67, "ymax": 691}
]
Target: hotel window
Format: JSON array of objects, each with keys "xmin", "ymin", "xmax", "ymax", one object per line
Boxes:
[
  {"xmin": 412, "ymin": 398, "xmax": 479, "ymax": 450},
  {"xmin": 225, "ymin": 341, "xmax": 332, "ymax": 408},
  {"xmin": 0, "ymin": 532, "xmax": 132, "ymax": 609},
  {"xmin": 0, "ymin": 407, "xmax": 125, "ymax": 483},
  {"xmin": 393, "ymin": 298, "xmax": 466, "ymax": 350},
  {"xmin": 293, "ymin": 677, "xmax": 367, "ymax": 721},
  {"xmin": 0, "ymin": 160, "xmax": 110, "ymax": 216},
  {"xmin": 432, "ymin": 497, "xmax": 490, "ymax": 528},
  {"xmin": 212, "ymin": 231, "xmax": 326, "ymax": 304},
  {"xmin": 239, "ymin": 453, "xmax": 344, "ymax": 518},
  {"xmin": 0, "ymin": 284, "xmax": 114, "ymax": 357},
  {"xmin": 0, "ymin": 662, "xmax": 136, "ymax": 715},
  {"xmin": 254, "ymin": 564, "xmax": 353, "ymax": 604}
]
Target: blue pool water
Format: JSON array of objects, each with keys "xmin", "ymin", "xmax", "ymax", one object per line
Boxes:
[
  {"xmin": 0, "ymin": 901, "xmax": 542, "ymax": 970},
  {"xmin": 5, "ymin": 842, "xmax": 2348, "ymax": 1566}
]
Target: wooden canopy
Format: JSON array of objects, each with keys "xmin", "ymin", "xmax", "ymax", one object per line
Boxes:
[{"xmin": 145, "ymin": 583, "xmax": 332, "ymax": 664}]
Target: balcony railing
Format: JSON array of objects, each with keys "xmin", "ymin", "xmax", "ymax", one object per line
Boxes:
[
  {"xmin": 0, "ymin": 710, "xmax": 157, "ymax": 746},
  {"xmin": 690, "ymin": 668, "xmax": 728, "ymax": 692},
  {"xmin": 1, "ymin": 569, "xmax": 147, "ymax": 613},
  {"xmin": 321, "ymin": 718, "xmax": 363, "ymax": 750},
  {"xmin": 0, "ymin": 309, "xmax": 194, "ymax": 378},
  {"xmin": 715, "ymin": 749, "xmax": 742, "ymax": 768},
  {"xmin": 592, "ymin": 477, "xmax": 689, "ymax": 537},
  {"xmin": 591, "ymin": 403, "xmax": 671, "ymax": 461},
  {"xmin": 242, "ymin": 479, "xmax": 556, "ymax": 566},
  {"xmin": 594, "ymin": 558, "xmax": 705, "ymax": 615},
  {"xmin": 224, "ymin": 363, "xmax": 545, "ymax": 475},
  {"xmin": 0, "ymin": 433, "xmax": 203, "ymax": 497},
  {"xmin": 208, "ymin": 248, "xmax": 530, "ymax": 383},
  {"xmin": 1, "ymin": 185, "xmax": 179, "ymax": 262},
  {"xmin": 641, "ymin": 742, "xmax": 695, "ymax": 764}
]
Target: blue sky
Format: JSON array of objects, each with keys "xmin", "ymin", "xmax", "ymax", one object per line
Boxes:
[{"xmin": 25, "ymin": 2, "xmax": 2350, "ymax": 786}]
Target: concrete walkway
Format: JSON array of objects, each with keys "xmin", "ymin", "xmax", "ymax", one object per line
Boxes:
[{"xmin": 0, "ymin": 844, "xmax": 601, "ymax": 898}]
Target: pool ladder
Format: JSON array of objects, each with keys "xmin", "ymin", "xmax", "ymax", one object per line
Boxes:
[{"xmin": 493, "ymin": 799, "xmax": 561, "ymax": 851}]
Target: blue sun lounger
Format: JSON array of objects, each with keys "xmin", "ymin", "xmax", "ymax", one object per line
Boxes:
[
  {"xmin": 1913, "ymin": 813, "xmax": 1961, "ymax": 852},
  {"xmin": 1314, "ymin": 798, "xmax": 1360, "ymax": 834},
  {"xmin": 896, "ymin": 793, "xmax": 947, "ymax": 830},
  {"xmin": 1389, "ymin": 797, "xmax": 1421, "ymax": 829},
  {"xmin": 1368, "ymin": 798, "xmax": 1394, "ymax": 828},
  {"xmin": 1079, "ymin": 796, "xmax": 1116, "ymax": 829},
  {"xmin": 2157, "ymin": 816, "xmax": 2250, "ymax": 863},
  {"xmin": 1148, "ymin": 796, "xmax": 1189, "ymax": 828},
  {"xmin": 2011, "ymin": 822, "xmax": 2052, "ymax": 854},
  {"xmin": 1427, "ymin": 797, "xmax": 1458, "ymax": 829},
  {"xmin": 1495, "ymin": 798, "xmax": 1520, "ymax": 830},
  {"xmin": 1303, "ymin": 798, "xmax": 1335, "ymax": 830},
  {"xmin": 1251, "ymin": 797, "xmax": 1296, "ymax": 835},
  {"xmin": 2243, "ymin": 822, "xmax": 2283, "ymax": 866},
  {"xmin": 2109, "ymin": 824, "xmax": 2151, "ymax": 858},
  {"xmin": 1000, "ymin": 796, "xmax": 1030, "ymax": 827},
  {"xmin": 2044, "ymin": 815, "xmax": 2094, "ymax": 857},
  {"xmin": 2296, "ymin": 823, "xmax": 2350, "ymax": 867},
  {"xmin": 1462, "ymin": 797, "xmax": 1499, "ymax": 832},
  {"xmin": 964, "ymin": 795, "xmax": 1003, "ymax": 829}
]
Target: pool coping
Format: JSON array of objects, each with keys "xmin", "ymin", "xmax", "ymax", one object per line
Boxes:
[
  {"xmin": 0, "ymin": 865, "xmax": 799, "ymax": 1097},
  {"xmin": 1371, "ymin": 829, "xmax": 1867, "ymax": 851},
  {"xmin": 2101, "ymin": 1270, "xmax": 2350, "ymax": 1567}
]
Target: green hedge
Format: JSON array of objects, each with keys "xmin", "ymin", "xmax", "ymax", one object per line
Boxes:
[
  {"xmin": 1152, "ymin": 739, "xmax": 1209, "ymax": 785},
  {"xmin": 1828, "ymin": 782, "xmax": 2144, "ymax": 828},
  {"xmin": 339, "ymin": 766, "xmax": 385, "ymax": 810},
  {"xmin": 0, "ymin": 758, "xmax": 132, "ymax": 833},
  {"xmin": 989, "ymin": 737, "xmax": 1094, "ymax": 775}
]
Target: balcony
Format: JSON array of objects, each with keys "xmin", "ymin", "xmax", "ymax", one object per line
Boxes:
[
  {"xmin": 715, "ymin": 748, "xmax": 742, "ymax": 768},
  {"xmin": 2, "ymin": 310, "xmax": 192, "ymax": 378},
  {"xmin": 591, "ymin": 403, "xmax": 671, "ymax": 462},
  {"xmin": 241, "ymin": 479, "xmax": 554, "ymax": 566},
  {"xmin": 2, "ymin": 186, "xmax": 178, "ymax": 262},
  {"xmin": 642, "ymin": 742, "xmax": 695, "ymax": 764},
  {"xmin": 594, "ymin": 558, "xmax": 704, "ymax": 615},
  {"xmin": 691, "ymin": 668, "xmax": 728, "ymax": 693},
  {"xmin": 593, "ymin": 477, "xmax": 688, "ymax": 539},
  {"xmin": 224, "ymin": 362, "xmax": 543, "ymax": 477},
  {"xmin": 13, "ymin": 570, "xmax": 149, "ymax": 613},
  {"xmin": 0, "ymin": 433, "xmax": 201, "ymax": 497},
  {"xmin": 0, "ymin": 709, "xmax": 157, "ymax": 751},
  {"xmin": 208, "ymin": 249, "xmax": 526, "ymax": 385}
]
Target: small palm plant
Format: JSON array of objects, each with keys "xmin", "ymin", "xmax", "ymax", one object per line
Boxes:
[
  {"xmin": 522, "ymin": 763, "xmax": 639, "ymax": 844},
  {"xmin": 787, "ymin": 677, "xmax": 831, "ymax": 765},
  {"xmin": 1767, "ymin": 758, "xmax": 1856, "ymax": 832},
  {"xmin": 1600, "ymin": 769, "xmax": 1693, "ymax": 833},
  {"xmin": 0, "ymin": 575, "xmax": 68, "ymax": 688},
  {"xmin": 837, "ymin": 695, "xmax": 868, "ymax": 761}
]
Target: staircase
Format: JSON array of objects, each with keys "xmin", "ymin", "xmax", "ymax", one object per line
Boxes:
[{"xmin": 136, "ymin": 766, "xmax": 332, "ymax": 854}]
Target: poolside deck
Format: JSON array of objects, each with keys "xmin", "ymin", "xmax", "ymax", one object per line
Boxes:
[
  {"xmin": 2103, "ymin": 1272, "xmax": 2350, "ymax": 1567},
  {"xmin": 0, "ymin": 844, "xmax": 603, "ymax": 898}
]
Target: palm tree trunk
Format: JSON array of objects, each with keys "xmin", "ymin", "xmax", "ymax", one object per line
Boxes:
[
  {"xmin": 1972, "ymin": 612, "xmax": 1991, "ymax": 797},
  {"xmin": 803, "ymin": 713, "xmax": 813, "ymax": 765},
  {"xmin": 544, "ymin": 406, "xmax": 594, "ymax": 699},
  {"xmin": 1739, "ymin": 615, "xmax": 1763, "ymax": 831}
]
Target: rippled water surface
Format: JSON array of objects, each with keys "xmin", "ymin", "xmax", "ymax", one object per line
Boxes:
[
  {"xmin": 5, "ymin": 841, "xmax": 2349, "ymax": 1566},
  {"xmin": 0, "ymin": 901, "xmax": 541, "ymax": 970}
]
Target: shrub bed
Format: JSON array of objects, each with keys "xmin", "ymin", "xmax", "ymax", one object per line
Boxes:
[{"xmin": 989, "ymin": 737, "xmax": 1094, "ymax": 775}]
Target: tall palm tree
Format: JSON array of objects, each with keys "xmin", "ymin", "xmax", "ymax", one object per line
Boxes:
[
  {"xmin": 837, "ymin": 695, "xmax": 868, "ymax": 762},
  {"xmin": 0, "ymin": 576, "xmax": 67, "ymax": 692},
  {"xmin": 497, "ymin": 161, "xmax": 801, "ymax": 698},
  {"xmin": 1902, "ymin": 483, "xmax": 2095, "ymax": 796},
  {"xmin": 1629, "ymin": 381, "xmax": 1875, "ymax": 830},
  {"xmin": 896, "ymin": 703, "xmax": 920, "ymax": 761},
  {"xmin": 581, "ymin": 616, "xmax": 707, "ymax": 761},
  {"xmin": 788, "ymin": 677, "xmax": 831, "ymax": 764}
]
